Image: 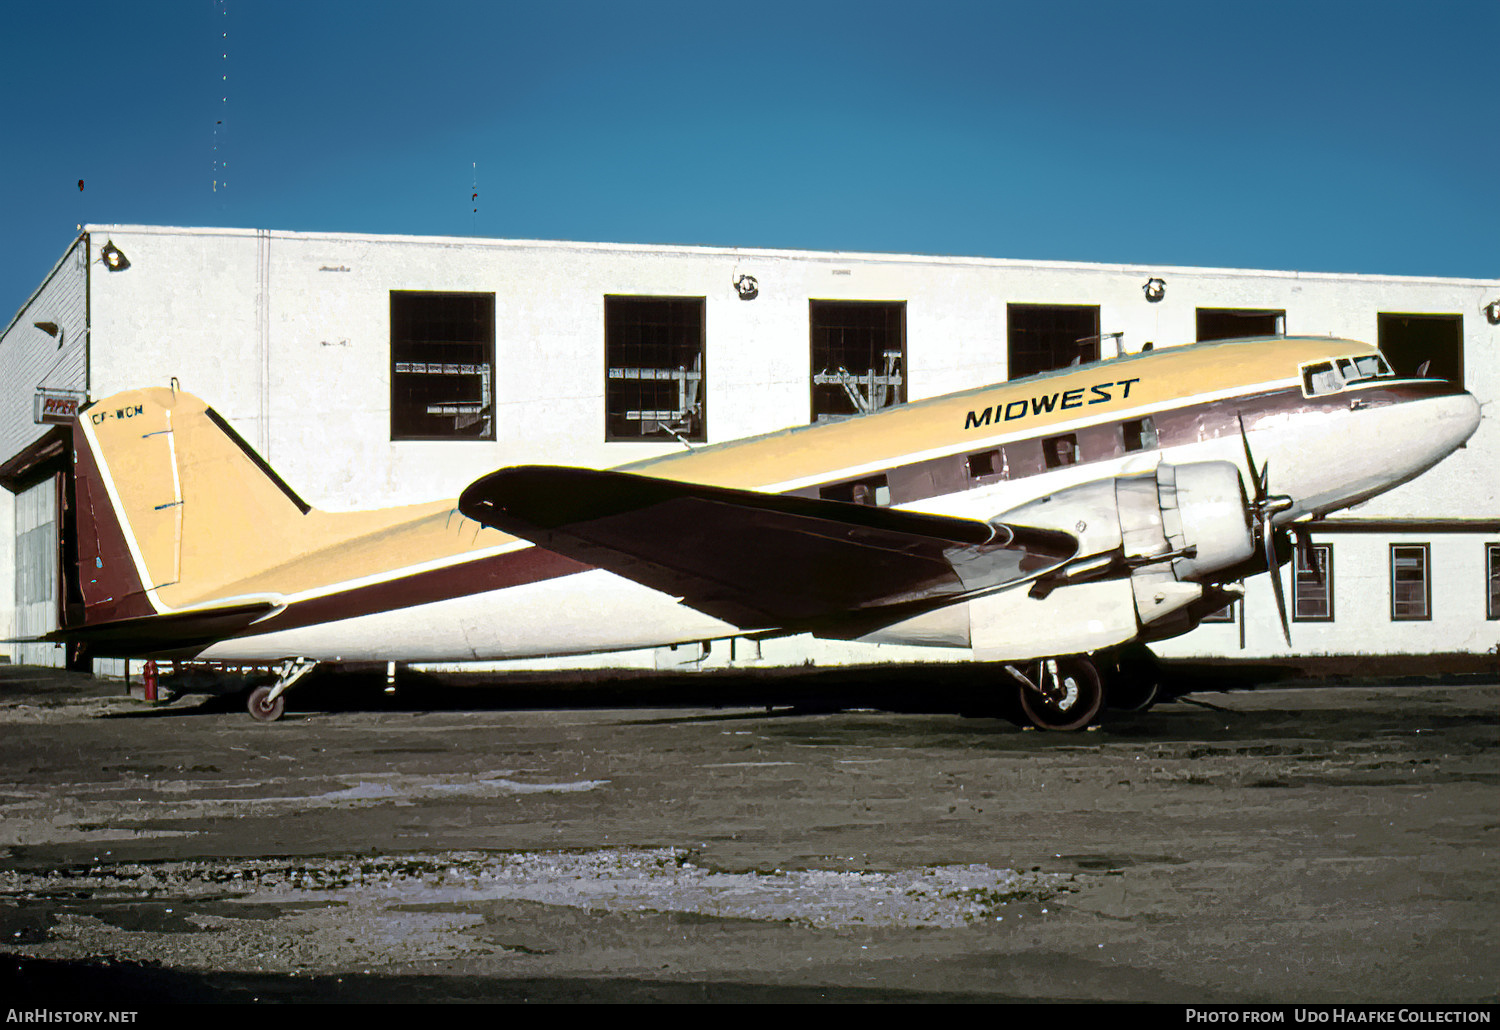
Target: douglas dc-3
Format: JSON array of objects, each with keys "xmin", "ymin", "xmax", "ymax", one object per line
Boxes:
[{"xmin": 42, "ymin": 336, "xmax": 1479, "ymax": 729}]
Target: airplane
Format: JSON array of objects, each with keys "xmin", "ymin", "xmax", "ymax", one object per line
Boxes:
[{"xmin": 33, "ymin": 335, "xmax": 1480, "ymax": 729}]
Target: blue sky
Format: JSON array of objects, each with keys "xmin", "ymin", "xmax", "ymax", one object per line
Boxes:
[{"xmin": 3, "ymin": 0, "xmax": 1496, "ymax": 321}]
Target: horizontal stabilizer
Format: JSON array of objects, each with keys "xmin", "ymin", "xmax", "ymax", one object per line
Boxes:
[
  {"xmin": 459, "ymin": 466, "xmax": 1076, "ymax": 631},
  {"xmin": 11, "ymin": 601, "xmax": 282, "ymax": 658}
]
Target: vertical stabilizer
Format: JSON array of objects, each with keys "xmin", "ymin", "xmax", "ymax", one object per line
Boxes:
[{"xmin": 73, "ymin": 387, "xmax": 311, "ymax": 620}]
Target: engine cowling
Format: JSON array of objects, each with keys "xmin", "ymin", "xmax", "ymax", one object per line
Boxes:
[
  {"xmin": 1153, "ymin": 461, "xmax": 1256, "ymax": 581},
  {"xmin": 995, "ymin": 460, "xmax": 1256, "ymax": 629}
]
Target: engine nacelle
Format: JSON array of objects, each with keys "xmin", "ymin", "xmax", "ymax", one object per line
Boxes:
[
  {"xmin": 995, "ymin": 460, "xmax": 1256, "ymax": 628},
  {"xmin": 871, "ymin": 462, "xmax": 1260, "ymax": 659},
  {"xmin": 1153, "ymin": 461, "xmax": 1256, "ymax": 581}
]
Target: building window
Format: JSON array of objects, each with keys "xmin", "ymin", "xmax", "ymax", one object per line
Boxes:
[
  {"xmin": 1293, "ymin": 543, "xmax": 1333, "ymax": 622},
  {"xmin": 1378, "ymin": 313, "xmax": 1463, "ymax": 386},
  {"xmin": 1486, "ymin": 544, "xmax": 1500, "ymax": 621},
  {"xmin": 1007, "ymin": 304, "xmax": 1100, "ymax": 380},
  {"xmin": 1196, "ymin": 308, "xmax": 1286, "ymax": 341},
  {"xmin": 390, "ymin": 292, "xmax": 495, "ymax": 440},
  {"xmin": 1390, "ymin": 544, "xmax": 1431, "ymax": 621},
  {"xmin": 605, "ymin": 296, "xmax": 706, "ymax": 442},
  {"xmin": 1200, "ymin": 598, "xmax": 1236, "ymax": 623},
  {"xmin": 810, "ymin": 301, "xmax": 906, "ymax": 423}
]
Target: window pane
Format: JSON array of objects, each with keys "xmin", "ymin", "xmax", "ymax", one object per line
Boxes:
[
  {"xmin": 1487, "ymin": 544, "xmax": 1500, "ymax": 621},
  {"xmin": 810, "ymin": 301, "xmax": 906, "ymax": 423},
  {"xmin": 820, "ymin": 475, "xmax": 890, "ymax": 507},
  {"xmin": 1043, "ymin": 434, "xmax": 1079, "ymax": 468},
  {"xmin": 1200, "ymin": 599, "xmax": 1235, "ymax": 623},
  {"xmin": 605, "ymin": 297, "xmax": 706, "ymax": 442},
  {"xmin": 1007, "ymin": 304, "xmax": 1099, "ymax": 379},
  {"xmin": 1293, "ymin": 544, "xmax": 1333, "ymax": 621},
  {"xmin": 390, "ymin": 292, "xmax": 495, "ymax": 440},
  {"xmin": 1123, "ymin": 417, "xmax": 1157, "ymax": 451},
  {"xmin": 1196, "ymin": 308, "xmax": 1285, "ymax": 342},
  {"xmin": 1378, "ymin": 313, "xmax": 1463, "ymax": 386},
  {"xmin": 1391, "ymin": 545, "xmax": 1430, "ymax": 620}
]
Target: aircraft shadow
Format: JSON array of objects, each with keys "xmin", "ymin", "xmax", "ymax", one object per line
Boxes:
[{"xmin": 110, "ymin": 655, "xmax": 1496, "ymax": 742}]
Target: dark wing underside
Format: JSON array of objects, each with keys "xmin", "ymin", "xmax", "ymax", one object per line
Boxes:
[{"xmin": 459, "ymin": 466, "xmax": 1077, "ymax": 633}]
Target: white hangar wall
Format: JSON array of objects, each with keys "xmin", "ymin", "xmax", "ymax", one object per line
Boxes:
[
  {"xmin": 4, "ymin": 224, "xmax": 1497, "ymax": 669},
  {"xmin": 0, "ymin": 237, "xmax": 90, "ymax": 666}
]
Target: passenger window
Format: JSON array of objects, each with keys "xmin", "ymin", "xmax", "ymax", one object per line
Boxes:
[
  {"xmin": 967, "ymin": 449, "xmax": 1002, "ymax": 479},
  {"xmin": 1123, "ymin": 416, "xmax": 1158, "ymax": 452},
  {"xmin": 1043, "ymin": 434, "xmax": 1079, "ymax": 468},
  {"xmin": 820, "ymin": 474, "xmax": 891, "ymax": 506}
]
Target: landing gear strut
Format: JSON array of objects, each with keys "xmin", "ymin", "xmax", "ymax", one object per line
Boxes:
[
  {"xmin": 1007, "ymin": 655, "xmax": 1103, "ymax": 731},
  {"xmin": 246, "ymin": 658, "xmax": 317, "ymax": 723}
]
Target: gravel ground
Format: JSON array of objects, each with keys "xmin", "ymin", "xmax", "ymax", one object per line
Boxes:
[{"xmin": 0, "ymin": 664, "xmax": 1494, "ymax": 1003}]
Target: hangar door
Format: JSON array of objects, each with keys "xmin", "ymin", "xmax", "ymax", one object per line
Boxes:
[{"xmin": 13, "ymin": 475, "xmax": 63, "ymax": 667}]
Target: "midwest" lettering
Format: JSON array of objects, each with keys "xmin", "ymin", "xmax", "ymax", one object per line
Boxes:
[{"xmin": 964, "ymin": 378, "xmax": 1140, "ymax": 430}]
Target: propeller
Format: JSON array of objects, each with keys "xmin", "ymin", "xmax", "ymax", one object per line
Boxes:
[{"xmin": 1238, "ymin": 414, "xmax": 1295, "ymax": 644}]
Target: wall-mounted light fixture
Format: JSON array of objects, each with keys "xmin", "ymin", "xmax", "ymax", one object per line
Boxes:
[
  {"xmin": 32, "ymin": 321, "xmax": 65, "ymax": 348},
  {"xmin": 100, "ymin": 240, "xmax": 130, "ymax": 271},
  {"xmin": 734, "ymin": 274, "xmax": 759, "ymax": 300},
  {"xmin": 1143, "ymin": 277, "xmax": 1166, "ymax": 303},
  {"xmin": 1485, "ymin": 299, "xmax": 1500, "ymax": 325}
]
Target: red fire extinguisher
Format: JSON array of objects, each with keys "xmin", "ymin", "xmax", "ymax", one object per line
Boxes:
[{"xmin": 143, "ymin": 660, "xmax": 158, "ymax": 702}]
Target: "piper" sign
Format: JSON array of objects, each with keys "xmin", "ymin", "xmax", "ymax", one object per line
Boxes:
[{"xmin": 34, "ymin": 389, "xmax": 82, "ymax": 425}]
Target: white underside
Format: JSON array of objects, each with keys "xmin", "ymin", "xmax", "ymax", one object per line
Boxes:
[{"xmin": 198, "ymin": 568, "xmax": 736, "ymax": 663}]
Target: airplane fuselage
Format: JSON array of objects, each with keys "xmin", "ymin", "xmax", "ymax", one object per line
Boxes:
[{"xmin": 161, "ymin": 336, "xmax": 1478, "ymax": 665}]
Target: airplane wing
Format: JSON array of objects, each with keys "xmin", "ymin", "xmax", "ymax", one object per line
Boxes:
[{"xmin": 458, "ymin": 466, "xmax": 1078, "ymax": 633}]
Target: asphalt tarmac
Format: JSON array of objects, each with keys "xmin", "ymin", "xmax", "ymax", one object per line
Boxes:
[{"xmin": 0, "ymin": 662, "xmax": 1494, "ymax": 1004}]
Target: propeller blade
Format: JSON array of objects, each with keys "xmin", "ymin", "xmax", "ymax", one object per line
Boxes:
[
  {"xmin": 1265, "ymin": 527, "xmax": 1292, "ymax": 645},
  {"xmin": 1238, "ymin": 414, "xmax": 1268, "ymax": 504},
  {"xmin": 1239, "ymin": 411, "xmax": 1294, "ymax": 644}
]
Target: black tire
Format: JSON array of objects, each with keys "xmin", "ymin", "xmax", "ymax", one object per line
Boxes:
[
  {"xmin": 1106, "ymin": 644, "xmax": 1161, "ymax": 712},
  {"xmin": 1018, "ymin": 655, "xmax": 1103, "ymax": 731},
  {"xmin": 247, "ymin": 684, "xmax": 285, "ymax": 723}
]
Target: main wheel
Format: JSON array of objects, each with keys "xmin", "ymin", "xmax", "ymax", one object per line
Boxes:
[
  {"xmin": 1018, "ymin": 655, "xmax": 1103, "ymax": 731},
  {"xmin": 246, "ymin": 684, "xmax": 285, "ymax": 723},
  {"xmin": 1106, "ymin": 644, "xmax": 1161, "ymax": 712}
]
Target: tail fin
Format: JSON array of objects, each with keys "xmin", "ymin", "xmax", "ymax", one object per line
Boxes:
[{"xmin": 73, "ymin": 387, "xmax": 311, "ymax": 622}]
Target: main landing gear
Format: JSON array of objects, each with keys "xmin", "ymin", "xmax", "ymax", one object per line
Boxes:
[
  {"xmin": 1006, "ymin": 656, "xmax": 1103, "ymax": 731},
  {"xmin": 246, "ymin": 658, "xmax": 317, "ymax": 723},
  {"xmin": 1006, "ymin": 645, "xmax": 1162, "ymax": 731}
]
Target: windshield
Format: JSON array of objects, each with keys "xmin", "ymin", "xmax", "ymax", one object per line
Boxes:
[{"xmin": 1303, "ymin": 353, "xmax": 1395, "ymax": 396}]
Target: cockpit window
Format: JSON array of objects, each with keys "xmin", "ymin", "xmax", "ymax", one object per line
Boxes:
[
  {"xmin": 1303, "ymin": 362, "xmax": 1342, "ymax": 396},
  {"xmin": 1303, "ymin": 353, "xmax": 1395, "ymax": 396},
  {"xmin": 1348, "ymin": 354, "xmax": 1393, "ymax": 380}
]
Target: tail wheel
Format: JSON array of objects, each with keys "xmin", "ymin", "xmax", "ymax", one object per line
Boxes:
[
  {"xmin": 247, "ymin": 684, "xmax": 285, "ymax": 723},
  {"xmin": 1018, "ymin": 655, "xmax": 1103, "ymax": 731}
]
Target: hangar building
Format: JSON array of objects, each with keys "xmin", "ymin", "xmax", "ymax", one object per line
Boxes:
[{"xmin": 2, "ymin": 225, "xmax": 1495, "ymax": 673}]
